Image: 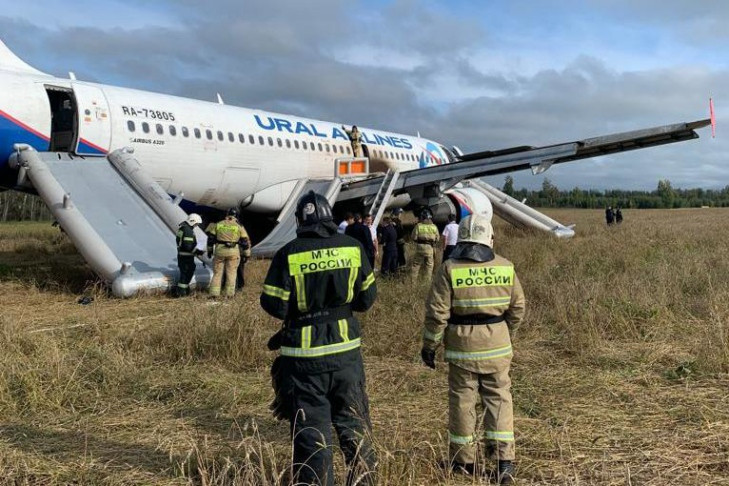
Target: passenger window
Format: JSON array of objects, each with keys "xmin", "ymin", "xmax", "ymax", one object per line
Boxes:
[
  {"xmin": 182, "ymin": 127, "xmax": 189, "ymax": 137},
  {"xmin": 301, "ymin": 141, "xmax": 307, "ymax": 150},
  {"xmin": 228, "ymin": 132, "xmax": 234, "ymax": 142},
  {"xmin": 249, "ymin": 135, "xmax": 255, "ymax": 144},
  {"xmin": 332, "ymin": 145, "xmax": 337, "ymax": 154},
  {"xmin": 325, "ymin": 144, "xmax": 330, "ymax": 153},
  {"xmin": 277, "ymin": 138, "xmax": 283, "ymax": 147},
  {"xmin": 206, "ymin": 129, "xmax": 213, "ymax": 140},
  {"xmin": 156, "ymin": 124, "xmax": 163, "ymax": 135},
  {"xmin": 310, "ymin": 142, "xmax": 316, "ymax": 151},
  {"xmin": 259, "ymin": 136, "xmax": 265, "ymax": 145},
  {"xmin": 194, "ymin": 128, "xmax": 201, "ymax": 139},
  {"xmin": 127, "ymin": 120, "xmax": 135, "ymax": 132},
  {"xmin": 268, "ymin": 137, "xmax": 274, "ymax": 146},
  {"xmin": 142, "ymin": 122, "xmax": 150, "ymax": 133},
  {"xmin": 217, "ymin": 131, "xmax": 224, "ymax": 141},
  {"xmin": 169, "ymin": 125, "xmax": 177, "ymax": 136},
  {"xmin": 346, "ymin": 146, "xmax": 351, "ymax": 155},
  {"xmin": 239, "ymin": 133, "xmax": 245, "ymax": 143},
  {"xmin": 294, "ymin": 140, "xmax": 299, "ymax": 149},
  {"xmin": 285, "ymin": 139, "xmax": 291, "ymax": 148},
  {"xmin": 317, "ymin": 143, "xmax": 323, "ymax": 151}
]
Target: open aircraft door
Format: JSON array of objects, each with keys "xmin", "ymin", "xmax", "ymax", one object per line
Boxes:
[{"xmin": 72, "ymin": 83, "xmax": 111, "ymax": 156}]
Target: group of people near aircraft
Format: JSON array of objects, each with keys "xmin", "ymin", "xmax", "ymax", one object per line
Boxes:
[
  {"xmin": 174, "ymin": 192, "xmax": 524, "ymax": 485},
  {"xmin": 173, "ymin": 208, "xmax": 251, "ymax": 298}
]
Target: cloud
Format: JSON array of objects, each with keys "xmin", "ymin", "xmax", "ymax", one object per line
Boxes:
[{"xmin": 0, "ymin": 0, "xmax": 725, "ymax": 190}]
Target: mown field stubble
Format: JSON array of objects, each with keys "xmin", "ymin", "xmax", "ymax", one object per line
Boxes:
[{"xmin": 2, "ymin": 209, "xmax": 729, "ymax": 485}]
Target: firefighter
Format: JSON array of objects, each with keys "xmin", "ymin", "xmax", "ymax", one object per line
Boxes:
[
  {"xmin": 410, "ymin": 208, "xmax": 439, "ymax": 283},
  {"xmin": 343, "ymin": 124, "xmax": 363, "ymax": 157},
  {"xmin": 206, "ymin": 208, "xmax": 250, "ymax": 297},
  {"xmin": 421, "ymin": 213, "xmax": 526, "ymax": 484},
  {"xmin": 174, "ymin": 213, "xmax": 203, "ymax": 297},
  {"xmin": 261, "ymin": 191, "xmax": 378, "ymax": 486}
]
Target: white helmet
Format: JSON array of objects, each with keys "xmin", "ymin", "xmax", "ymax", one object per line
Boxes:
[
  {"xmin": 186, "ymin": 213, "xmax": 203, "ymax": 226},
  {"xmin": 457, "ymin": 213, "xmax": 494, "ymax": 247}
]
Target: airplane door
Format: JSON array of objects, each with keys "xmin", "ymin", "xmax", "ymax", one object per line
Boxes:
[{"xmin": 72, "ymin": 83, "xmax": 111, "ymax": 155}]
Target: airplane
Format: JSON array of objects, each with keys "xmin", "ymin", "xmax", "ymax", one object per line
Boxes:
[{"xmin": 0, "ymin": 39, "xmax": 712, "ymax": 296}]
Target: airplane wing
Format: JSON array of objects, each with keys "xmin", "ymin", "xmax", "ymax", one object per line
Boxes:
[{"xmin": 338, "ymin": 118, "xmax": 711, "ymax": 202}]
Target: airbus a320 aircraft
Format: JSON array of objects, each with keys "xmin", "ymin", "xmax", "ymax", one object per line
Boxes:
[{"xmin": 0, "ymin": 39, "xmax": 711, "ymax": 296}]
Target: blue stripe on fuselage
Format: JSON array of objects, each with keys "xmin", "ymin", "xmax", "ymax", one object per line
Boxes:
[{"xmin": 0, "ymin": 112, "xmax": 49, "ymax": 167}]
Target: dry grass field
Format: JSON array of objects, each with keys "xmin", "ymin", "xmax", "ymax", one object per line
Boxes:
[{"xmin": 2, "ymin": 209, "xmax": 729, "ymax": 485}]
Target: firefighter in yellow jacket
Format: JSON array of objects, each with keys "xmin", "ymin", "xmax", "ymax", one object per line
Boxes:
[
  {"xmin": 421, "ymin": 213, "xmax": 525, "ymax": 484},
  {"xmin": 206, "ymin": 208, "xmax": 251, "ymax": 297},
  {"xmin": 410, "ymin": 208, "xmax": 439, "ymax": 283}
]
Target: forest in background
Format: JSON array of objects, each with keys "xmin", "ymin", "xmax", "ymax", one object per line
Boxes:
[
  {"xmin": 0, "ymin": 191, "xmax": 52, "ymax": 222},
  {"xmin": 501, "ymin": 176, "xmax": 729, "ymax": 209},
  {"xmin": 0, "ymin": 176, "xmax": 727, "ymax": 222}
]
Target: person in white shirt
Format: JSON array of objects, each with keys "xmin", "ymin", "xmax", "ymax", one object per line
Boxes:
[
  {"xmin": 338, "ymin": 212, "xmax": 354, "ymax": 234},
  {"xmin": 441, "ymin": 214, "xmax": 459, "ymax": 260},
  {"xmin": 364, "ymin": 213, "xmax": 378, "ymax": 261}
]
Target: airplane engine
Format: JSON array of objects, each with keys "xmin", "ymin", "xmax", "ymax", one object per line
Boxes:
[{"xmin": 444, "ymin": 186, "xmax": 494, "ymax": 223}]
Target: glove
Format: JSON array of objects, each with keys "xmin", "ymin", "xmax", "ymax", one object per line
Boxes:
[
  {"xmin": 421, "ymin": 348, "xmax": 436, "ymax": 369},
  {"xmin": 206, "ymin": 250, "xmax": 213, "ymax": 259},
  {"xmin": 194, "ymin": 249, "xmax": 204, "ymax": 256},
  {"xmin": 267, "ymin": 330, "xmax": 283, "ymax": 351}
]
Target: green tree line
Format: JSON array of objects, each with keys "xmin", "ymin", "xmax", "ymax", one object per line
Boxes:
[
  {"xmin": 501, "ymin": 176, "xmax": 729, "ymax": 209},
  {"xmin": 0, "ymin": 176, "xmax": 725, "ymax": 223},
  {"xmin": 0, "ymin": 192, "xmax": 52, "ymax": 222}
]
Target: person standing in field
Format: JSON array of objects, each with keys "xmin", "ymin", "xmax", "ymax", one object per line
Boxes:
[
  {"xmin": 261, "ymin": 191, "xmax": 377, "ymax": 486},
  {"xmin": 173, "ymin": 213, "xmax": 203, "ymax": 297},
  {"xmin": 605, "ymin": 206, "xmax": 615, "ymax": 226},
  {"xmin": 421, "ymin": 213, "xmax": 525, "ymax": 484},
  {"xmin": 410, "ymin": 209, "xmax": 439, "ymax": 283},
  {"xmin": 206, "ymin": 208, "xmax": 249, "ymax": 297},
  {"xmin": 391, "ymin": 208, "xmax": 407, "ymax": 269},
  {"xmin": 615, "ymin": 207, "xmax": 623, "ymax": 224},
  {"xmin": 346, "ymin": 213, "xmax": 376, "ymax": 268},
  {"xmin": 377, "ymin": 216, "xmax": 398, "ymax": 276},
  {"xmin": 441, "ymin": 213, "xmax": 459, "ymax": 260}
]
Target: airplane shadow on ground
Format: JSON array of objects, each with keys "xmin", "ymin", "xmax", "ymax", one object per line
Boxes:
[{"xmin": 0, "ymin": 423, "xmax": 183, "ymax": 478}]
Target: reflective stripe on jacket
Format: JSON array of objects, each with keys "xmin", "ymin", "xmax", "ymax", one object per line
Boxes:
[
  {"xmin": 261, "ymin": 233, "xmax": 377, "ymax": 360},
  {"xmin": 422, "ymin": 254, "xmax": 526, "ymax": 374}
]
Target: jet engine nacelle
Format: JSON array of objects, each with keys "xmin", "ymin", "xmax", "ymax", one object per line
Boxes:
[{"xmin": 444, "ymin": 186, "xmax": 494, "ymax": 223}]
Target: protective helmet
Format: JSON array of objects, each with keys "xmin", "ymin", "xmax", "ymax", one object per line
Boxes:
[
  {"xmin": 186, "ymin": 213, "xmax": 203, "ymax": 226},
  {"xmin": 391, "ymin": 208, "xmax": 403, "ymax": 216},
  {"xmin": 227, "ymin": 207, "xmax": 239, "ymax": 218},
  {"xmin": 295, "ymin": 190, "xmax": 333, "ymax": 229},
  {"xmin": 419, "ymin": 208, "xmax": 433, "ymax": 220},
  {"xmin": 457, "ymin": 213, "xmax": 494, "ymax": 247}
]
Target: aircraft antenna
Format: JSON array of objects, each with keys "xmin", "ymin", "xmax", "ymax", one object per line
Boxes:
[
  {"xmin": 217, "ymin": 93, "xmax": 225, "ymax": 105},
  {"xmin": 68, "ymin": 72, "xmax": 76, "ymax": 80}
]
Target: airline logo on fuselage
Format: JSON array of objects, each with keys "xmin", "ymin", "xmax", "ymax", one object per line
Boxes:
[{"xmin": 254, "ymin": 114, "xmax": 413, "ymax": 149}]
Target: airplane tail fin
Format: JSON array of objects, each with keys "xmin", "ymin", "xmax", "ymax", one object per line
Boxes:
[{"xmin": 0, "ymin": 39, "xmax": 47, "ymax": 75}]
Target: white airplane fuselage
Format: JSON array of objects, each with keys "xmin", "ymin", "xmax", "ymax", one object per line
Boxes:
[{"xmin": 0, "ymin": 68, "xmax": 455, "ymax": 214}]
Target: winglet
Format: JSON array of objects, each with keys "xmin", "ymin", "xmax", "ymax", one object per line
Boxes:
[{"xmin": 710, "ymin": 97, "xmax": 716, "ymax": 138}]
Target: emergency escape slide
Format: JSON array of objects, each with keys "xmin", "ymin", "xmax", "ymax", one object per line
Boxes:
[{"xmin": 10, "ymin": 145, "xmax": 212, "ymax": 297}]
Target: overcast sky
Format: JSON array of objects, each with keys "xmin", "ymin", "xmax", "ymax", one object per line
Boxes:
[{"xmin": 0, "ymin": 0, "xmax": 725, "ymax": 190}]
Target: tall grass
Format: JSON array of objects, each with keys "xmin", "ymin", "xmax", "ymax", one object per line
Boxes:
[{"xmin": 2, "ymin": 209, "xmax": 729, "ymax": 484}]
